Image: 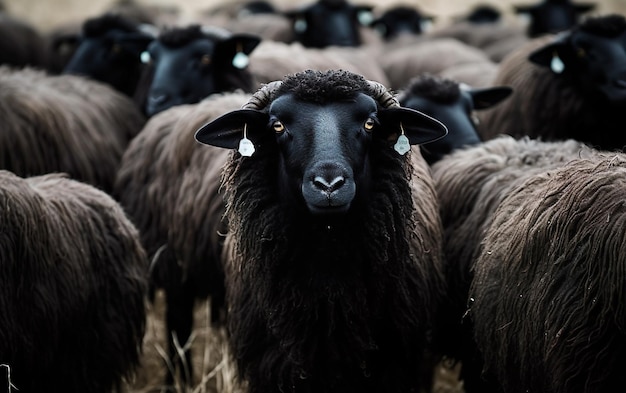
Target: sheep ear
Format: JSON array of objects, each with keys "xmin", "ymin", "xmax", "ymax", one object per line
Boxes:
[
  {"xmin": 216, "ymin": 34, "xmax": 261, "ymax": 69},
  {"xmin": 528, "ymin": 33, "xmax": 570, "ymax": 68},
  {"xmin": 378, "ymin": 107, "xmax": 448, "ymax": 145},
  {"xmin": 470, "ymin": 86, "xmax": 513, "ymax": 110},
  {"xmin": 195, "ymin": 109, "xmax": 268, "ymax": 149}
]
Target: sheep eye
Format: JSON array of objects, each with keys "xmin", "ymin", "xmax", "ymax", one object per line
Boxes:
[
  {"xmin": 273, "ymin": 120, "xmax": 285, "ymax": 133},
  {"xmin": 112, "ymin": 44, "xmax": 122, "ymax": 54},
  {"xmin": 364, "ymin": 117, "xmax": 375, "ymax": 131},
  {"xmin": 576, "ymin": 47, "xmax": 586, "ymax": 58},
  {"xmin": 200, "ymin": 54, "xmax": 211, "ymax": 65}
]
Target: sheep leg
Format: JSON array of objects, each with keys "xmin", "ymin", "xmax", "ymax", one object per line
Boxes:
[{"xmin": 164, "ymin": 280, "xmax": 196, "ymax": 389}]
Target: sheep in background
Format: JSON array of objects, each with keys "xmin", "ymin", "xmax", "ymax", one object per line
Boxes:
[
  {"xmin": 0, "ymin": 65, "xmax": 146, "ymax": 193},
  {"xmin": 195, "ymin": 69, "xmax": 448, "ymax": 393},
  {"xmin": 0, "ymin": 10, "xmax": 50, "ymax": 69},
  {"xmin": 429, "ymin": 19, "xmax": 528, "ymax": 63},
  {"xmin": 369, "ymin": 5, "xmax": 434, "ymax": 41},
  {"xmin": 0, "ymin": 170, "xmax": 148, "ymax": 393},
  {"xmin": 397, "ymin": 74, "xmax": 512, "ymax": 164},
  {"xmin": 377, "ymin": 37, "xmax": 495, "ymax": 90},
  {"xmin": 283, "ymin": 0, "xmax": 380, "ymax": 48},
  {"xmin": 470, "ymin": 152, "xmax": 626, "ymax": 393},
  {"xmin": 139, "ymin": 24, "xmax": 259, "ymax": 116},
  {"xmin": 249, "ymin": 39, "xmax": 389, "ymax": 86},
  {"xmin": 479, "ymin": 14, "xmax": 626, "ymax": 152},
  {"xmin": 430, "ymin": 136, "xmax": 599, "ymax": 392},
  {"xmin": 62, "ymin": 13, "xmax": 155, "ymax": 99},
  {"xmin": 114, "ymin": 91, "xmax": 250, "ymax": 388},
  {"xmin": 514, "ymin": 0, "xmax": 596, "ymax": 37}
]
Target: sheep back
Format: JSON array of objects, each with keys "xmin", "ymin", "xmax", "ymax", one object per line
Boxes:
[
  {"xmin": 431, "ymin": 136, "xmax": 597, "ymax": 359},
  {"xmin": 0, "ymin": 170, "xmax": 148, "ymax": 393},
  {"xmin": 470, "ymin": 153, "xmax": 626, "ymax": 393},
  {"xmin": 0, "ymin": 66, "xmax": 146, "ymax": 193}
]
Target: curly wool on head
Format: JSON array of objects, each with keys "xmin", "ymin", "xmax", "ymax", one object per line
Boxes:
[
  {"xmin": 397, "ymin": 73, "xmax": 461, "ymax": 104},
  {"xmin": 83, "ymin": 12, "xmax": 141, "ymax": 36},
  {"xmin": 157, "ymin": 24, "xmax": 231, "ymax": 48}
]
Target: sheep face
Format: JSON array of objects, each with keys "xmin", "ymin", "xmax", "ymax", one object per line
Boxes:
[
  {"xmin": 285, "ymin": 0, "xmax": 372, "ymax": 48},
  {"xmin": 143, "ymin": 32, "xmax": 259, "ymax": 116},
  {"xmin": 399, "ymin": 76, "xmax": 512, "ymax": 164},
  {"xmin": 196, "ymin": 83, "xmax": 446, "ymax": 217},
  {"xmin": 63, "ymin": 16, "xmax": 152, "ymax": 97},
  {"xmin": 514, "ymin": 0, "xmax": 595, "ymax": 37},
  {"xmin": 370, "ymin": 6, "xmax": 432, "ymax": 40},
  {"xmin": 529, "ymin": 15, "xmax": 626, "ymax": 105}
]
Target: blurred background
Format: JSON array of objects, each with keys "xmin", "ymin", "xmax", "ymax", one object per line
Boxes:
[{"xmin": 4, "ymin": 0, "xmax": 626, "ymax": 32}]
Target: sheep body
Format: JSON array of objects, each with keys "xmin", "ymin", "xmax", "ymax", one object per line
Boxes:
[
  {"xmin": 0, "ymin": 66, "xmax": 146, "ymax": 193},
  {"xmin": 114, "ymin": 91, "xmax": 250, "ymax": 386},
  {"xmin": 430, "ymin": 136, "xmax": 599, "ymax": 391},
  {"xmin": 470, "ymin": 152, "xmax": 626, "ymax": 393},
  {"xmin": 378, "ymin": 38, "xmax": 492, "ymax": 90},
  {"xmin": 0, "ymin": 170, "xmax": 148, "ymax": 393}
]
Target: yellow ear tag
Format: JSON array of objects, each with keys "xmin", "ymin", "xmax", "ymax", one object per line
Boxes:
[
  {"xmin": 394, "ymin": 123, "xmax": 410, "ymax": 155},
  {"xmin": 238, "ymin": 123, "xmax": 255, "ymax": 157}
]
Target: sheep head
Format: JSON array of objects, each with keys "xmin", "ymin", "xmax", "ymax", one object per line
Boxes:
[
  {"xmin": 196, "ymin": 69, "xmax": 446, "ymax": 216},
  {"xmin": 142, "ymin": 25, "xmax": 260, "ymax": 116},
  {"xmin": 63, "ymin": 13, "xmax": 154, "ymax": 97},
  {"xmin": 529, "ymin": 14, "xmax": 626, "ymax": 105},
  {"xmin": 398, "ymin": 74, "xmax": 512, "ymax": 164}
]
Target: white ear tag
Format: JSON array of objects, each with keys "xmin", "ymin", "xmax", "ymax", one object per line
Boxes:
[
  {"xmin": 294, "ymin": 18, "xmax": 307, "ymax": 33},
  {"xmin": 238, "ymin": 123, "xmax": 255, "ymax": 157},
  {"xmin": 551, "ymin": 53, "xmax": 565, "ymax": 74},
  {"xmin": 232, "ymin": 42, "xmax": 249, "ymax": 69},
  {"xmin": 394, "ymin": 123, "xmax": 411, "ymax": 155},
  {"xmin": 232, "ymin": 52, "xmax": 249, "ymax": 69}
]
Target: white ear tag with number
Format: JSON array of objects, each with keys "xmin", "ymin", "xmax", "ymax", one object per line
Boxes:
[
  {"xmin": 551, "ymin": 53, "xmax": 565, "ymax": 74},
  {"xmin": 394, "ymin": 123, "xmax": 410, "ymax": 155},
  {"xmin": 238, "ymin": 124, "xmax": 255, "ymax": 157}
]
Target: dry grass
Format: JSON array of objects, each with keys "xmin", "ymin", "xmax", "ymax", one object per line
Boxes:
[{"xmin": 125, "ymin": 291, "xmax": 464, "ymax": 393}]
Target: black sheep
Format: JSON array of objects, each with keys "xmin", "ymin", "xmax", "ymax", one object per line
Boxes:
[
  {"xmin": 397, "ymin": 73, "xmax": 512, "ymax": 164},
  {"xmin": 195, "ymin": 69, "xmax": 448, "ymax": 393},
  {"xmin": 62, "ymin": 13, "xmax": 155, "ymax": 98},
  {"xmin": 140, "ymin": 24, "xmax": 259, "ymax": 116},
  {"xmin": 479, "ymin": 14, "xmax": 626, "ymax": 152}
]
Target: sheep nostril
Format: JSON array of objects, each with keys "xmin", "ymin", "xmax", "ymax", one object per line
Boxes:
[
  {"xmin": 149, "ymin": 94, "xmax": 169, "ymax": 105},
  {"xmin": 313, "ymin": 176, "xmax": 345, "ymax": 194}
]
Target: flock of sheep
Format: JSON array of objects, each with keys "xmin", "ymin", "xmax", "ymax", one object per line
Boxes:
[{"xmin": 1, "ymin": 0, "xmax": 625, "ymax": 392}]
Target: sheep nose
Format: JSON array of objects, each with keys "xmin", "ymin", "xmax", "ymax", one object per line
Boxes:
[
  {"xmin": 313, "ymin": 176, "xmax": 346, "ymax": 195},
  {"xmin": 149, "ymin": 93, "xmax": 169, "ymax": 105}
]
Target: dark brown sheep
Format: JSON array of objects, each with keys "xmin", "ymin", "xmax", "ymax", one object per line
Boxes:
[
  {"xmin": 0, "ymin": 170, "xmax": 148, "ymax": 393},
  {"xmin": 0, "ymin": 66, "xmax": 146, "ymax": 193},
  {"xmin": 430, "ymin": 135, "xmax": 599, "ymax": 392},
  {"xmin": 470, "ymin": 152, "xmax": 626, "ymax": 393},
  {"xmin": 195, "ymin": 69, "xmax": 448, "ymax": 393},
  {"xmin": 113, "ymin": 91, "xmax": 250, "ymax": 388}
]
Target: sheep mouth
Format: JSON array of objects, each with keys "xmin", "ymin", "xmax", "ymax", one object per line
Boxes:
[{"xmin": 306, "ymin": 202, "xmax": 351, "ymax": 216}]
